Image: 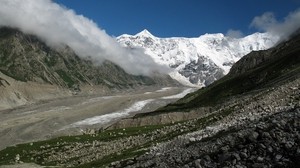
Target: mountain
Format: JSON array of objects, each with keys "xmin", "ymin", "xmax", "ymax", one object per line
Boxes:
[
  {"xmin": 137, "ymin": 29, "xmax": 300, "ymax": 114},
  {"xmin": 0, "ymin": 27, "xmax": 177, "ymax": 109},
  {"xmin": 1, "ymin": 30, "xmax": 299, "ymax": 168},
  {"xmin": 117, "ymin": 29, "xmax": 279, "ymax": 86}
]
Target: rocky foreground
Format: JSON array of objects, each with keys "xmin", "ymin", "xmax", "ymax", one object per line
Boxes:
[
  {"xmin": 108, "ymin": 78, "xmax": 300, "ymax": 168},
  {"xmin": 117, "ymin": 107, "xmax": 300, "ymax": 168}
]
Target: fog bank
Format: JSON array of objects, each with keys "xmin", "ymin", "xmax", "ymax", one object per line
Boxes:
[{"xmin": 0, "ymin": 0, "xmax": 169, "ymax": 75}]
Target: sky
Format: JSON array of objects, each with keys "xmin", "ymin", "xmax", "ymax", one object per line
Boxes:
[
  {"xmin": 54, "ymin": 0, "xmax": 299, "ymax": 37},
  {"xmin": 0, "ymin": 0, "xmax": 300, "ymax": 76}
]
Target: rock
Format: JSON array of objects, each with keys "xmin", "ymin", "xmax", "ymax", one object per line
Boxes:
[
  {"xmin": 248, "ymin": 131, "xmax": 259, "ymax": 142},
  {"xmin": 218, "ymin": 153, "xmax": 231, "ymax": 162},
  {"xmin": 221, "ymin": 145, "xmax": 229, "ymax": 152},
  {"xmin": 257, "ymin": 156, "xmax": 264, "ymax": 162},
  {"xmin": 15, "ymin": 154, "xmax": 20, "ymax": 163},
  {"xmin": 252, "ymin": 163, "xmax": 265, "ymax": 168},
  {"xmin": 240, "ymin": 152, "xmax": 248, "ymax": 159},
  {"xmin": 189, "ymin": 137, "xmax": 196, "ymax": 142},
  {"xmin": 275, "ymin": 154, "xmax": 282, "ymax": 161},
  {"xmin": 194, "ymin": 159, "xmax": 202, "ymax": 168},
  {"xmin": 203, "ymin": 155, "xmax": 211, "ymax": 161},
  {"xmin": 267, "ymin": 146, "xmax": 273, "ymax": 153},
  {"xmin": 259, "ymin": 143, "xmax": 266, "ymax": 149},
  {"xmin": 183, "ymin": 164, "xmax": 190, "ymax": 168},
  {"xmin": 232, "ymin": 153, "xmax": 241, "ymax": 161}
]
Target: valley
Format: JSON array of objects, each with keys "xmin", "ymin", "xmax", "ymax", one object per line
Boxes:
[
  {"xmin": 0, "ymin": 86, "xmax": 193, "ymax": 151},
  {"xmin": 0, "ymin": 1, "xmax": 299, "ymax": 167}
]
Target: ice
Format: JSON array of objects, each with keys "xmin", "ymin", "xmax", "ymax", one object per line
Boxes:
[{"xmin": 71, "ymin": 99, "xmax": 154, "ymax": 126}]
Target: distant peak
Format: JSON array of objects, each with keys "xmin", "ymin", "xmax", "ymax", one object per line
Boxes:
[{"xmin": 135, "ymin": 29, "xmax": 155, "ymax": 37}]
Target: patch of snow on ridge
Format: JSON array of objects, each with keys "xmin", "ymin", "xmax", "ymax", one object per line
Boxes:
[{"xmin": 155, "ymin": 87, "xmax": 173, "ymax": 92}]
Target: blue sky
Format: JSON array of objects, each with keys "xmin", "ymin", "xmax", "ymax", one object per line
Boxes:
[{"xmin": 54, "ymin": 0, "xmax": 299, "ymax": 37}]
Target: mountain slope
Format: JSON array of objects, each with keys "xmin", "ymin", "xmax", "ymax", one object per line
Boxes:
[
  {"xmin": 0, "ymin": 27, "xmax": 177, "ymax": 109},
  {"xmin": 117, "ymin": 29, "xmax": 278, "ymax": 86},
  {"xmin": 153, "ymin": 31, "xmax": 300, "ymax": 113}
]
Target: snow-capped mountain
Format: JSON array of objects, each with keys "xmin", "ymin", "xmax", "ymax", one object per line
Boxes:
[{"xmin": 117, "ymin": 29, "xmax": 279, "ymax": 87}]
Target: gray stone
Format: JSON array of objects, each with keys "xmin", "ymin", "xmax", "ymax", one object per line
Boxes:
[
  {"xmin": 232, "ymin": 153, "xmax": 241, "ymax": 161},
  {"xmin": 194, "ymin": 159, "xmax": 202, "ymax": 168},
  {"xmin": 240, "ymin": 152, "xmax": 248, "ymax": 159},
  {"xmin": 275, "ymin": 154, "xmax": 282, "ymax": 161},
  {"xmin": 257, "ymin": 156, "xmax": 264, "ymax": 162},
  {"xmin": 248, "ymin": 131, "xmax": 259, "ymax": 142}
]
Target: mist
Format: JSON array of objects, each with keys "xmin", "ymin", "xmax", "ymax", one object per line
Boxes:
[
  {"xmin": 251, "ymin": 8, "xmax": 300, "ymax": 41},
  {"xmin": 0, "ymin": 0, "xmax": 169, "ymax": 76},
  {"xmin": 226, "ymin": 29, "xmax": 244, "ymax": 38}
]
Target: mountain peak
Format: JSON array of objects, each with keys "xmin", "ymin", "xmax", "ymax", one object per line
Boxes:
[
  {"xmin": 117, "ymin": 31, "xmax": 278, "ymax": 86},
  {"xmin": 135, "ymin": 29, "xmax": 155, "ymax": 37}
]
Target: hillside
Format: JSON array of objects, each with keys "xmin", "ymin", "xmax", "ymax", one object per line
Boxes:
[{"xmin": 0, "ymin": 27, "xmax": 178, "ymax": 109}]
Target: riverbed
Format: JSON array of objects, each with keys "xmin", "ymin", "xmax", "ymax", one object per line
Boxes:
[{"xmin": 0, "ymin": 87, "xmax": 195, "ymax": 150}]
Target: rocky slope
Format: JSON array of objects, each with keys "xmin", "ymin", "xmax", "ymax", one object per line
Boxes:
[
  {"xmin": 0, "ymin": 27, "xmax": 178, "ymax": 110},
  {"xmin": 117, "ymin": 29, "xmax": 278, "ymax": 86}
]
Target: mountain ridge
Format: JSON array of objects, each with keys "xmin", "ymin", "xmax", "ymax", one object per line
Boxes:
[
  {"xmin": 0, "ymin": 27, "xmax": 178, "ymax": 110},
  {"xmin": 117, "ymin": 29, "xmax": 279, "ymax": 86}
]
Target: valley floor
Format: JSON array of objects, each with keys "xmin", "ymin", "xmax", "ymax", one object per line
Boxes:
[{"xmin": 0, "ymin": 86, "xmax": 194, "ymax": 150}]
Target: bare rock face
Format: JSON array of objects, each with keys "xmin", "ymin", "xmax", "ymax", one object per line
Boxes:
[{"xmin": 179, "ymin": 56, "xmax": 224, "ymax": 86}]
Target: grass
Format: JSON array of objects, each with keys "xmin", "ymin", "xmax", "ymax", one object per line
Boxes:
[
  {"xmin": 55, "ymin": 69, "xmax": 75, "ymax": 88},
  {"xmin": 0, "ymin": 125, "xmax": 164, "ymax": 166},
  {"xmin": 0, "ymin": 106, "xmax": 235, "ymax": 168}
]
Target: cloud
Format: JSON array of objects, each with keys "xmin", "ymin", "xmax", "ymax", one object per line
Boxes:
[
  {"xmin": 226, "ymin": 29, "xmax": 244, "ymax": 38},
  {"xmin": 250, "ymin": 12, "xmax": 278, "ymax": 31},
  {"xmin": 0, "ymin": 0, "xmax": 169, "ymax": 75},
  {"xmin": 250, "ymin": 9, "xmax": 300, "ymax": 41}
]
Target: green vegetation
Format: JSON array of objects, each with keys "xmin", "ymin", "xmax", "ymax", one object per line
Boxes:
[
  {"xmin": 44, "ymin": 56, "xmax": 57, "ymax": 67},
  {"xmin": 55, "ymin": 69, "xmax": 75, "ymax": 87},
  {"xmin": 0, "ymin": 125, "xmax": 163, "ymax": 166},
  {"xmin": 0, "ymin": 107, "xmax": 235, "ymax": 167}
]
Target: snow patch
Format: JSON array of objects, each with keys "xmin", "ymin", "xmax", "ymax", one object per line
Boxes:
[
  {"xmin": 169, "ymin": 71, "xmax": 202, "ymax": 88},
  {"xmin": 155, "ymin": 87, "xmax": 173, "ymax": 92}
]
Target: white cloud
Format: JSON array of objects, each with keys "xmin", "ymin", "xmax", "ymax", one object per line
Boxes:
[
  {"xmin": 226, "ymin": 29, "xmax": 244, "ymax": 38},
  {"xmin": 250, "ymin": 12, "xmax": 278, "ymax": 31},
  {"xmin": 0, "ymin": 0, "xmax": 169, "ymax": 75},
  {"xmin": 250, "ymin": 9, "xmax": 300, "ymax": 41}
]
